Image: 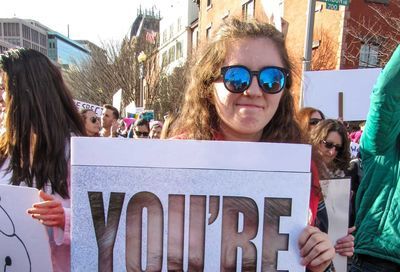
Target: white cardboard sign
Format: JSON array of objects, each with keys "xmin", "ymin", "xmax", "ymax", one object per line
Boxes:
[
  {"xmin": 320, "ymin": 178, "xmax": 351, "ymax": 272},
  {"xmin": 0, "ymin": 185, "xmax": 52, "ymax": 272},
  {"xmin": 71, "ymin": 138, "xmax": 312, "ymax": 271},
  {"xmin": 303, "ymin": 68, "xmax": 381, "ymax": 121},
  {"xmin": 74, "ymin": 99, "xmax": 103, "ymax": 117}
]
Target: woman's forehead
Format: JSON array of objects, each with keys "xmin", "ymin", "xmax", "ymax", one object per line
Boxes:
[{"xmin": 223, "ymin": 37, "xmax": 283, "ymax": 68}]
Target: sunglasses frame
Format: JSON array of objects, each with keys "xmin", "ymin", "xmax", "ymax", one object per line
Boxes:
[
  {"xmin": 89, "ymin": 116, "xmax": 99, "ymax": 124},
  {"xmin": 322, "ymin": 140, "xmax": 342, "ymax": 152},
  {"xmin": 309, "ymin": 118, "xmax": 322, "ymax": 126},
  {"xmin": 220, "ymin": 65, "xmax": 290, "ymax": 94},
  {"xmin": 135, "ymin": 130, "xmax": 149, "ymax": 137}
]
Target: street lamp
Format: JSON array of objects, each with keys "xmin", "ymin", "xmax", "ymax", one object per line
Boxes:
[{"xmin": 137, "ymin": 51, "xmax": 147, "ymax": 107}]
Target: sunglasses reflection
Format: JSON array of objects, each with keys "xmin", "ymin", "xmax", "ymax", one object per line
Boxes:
[{"xmin": 221, "ymin": 65, "xmax": 289, "ymax": 94}]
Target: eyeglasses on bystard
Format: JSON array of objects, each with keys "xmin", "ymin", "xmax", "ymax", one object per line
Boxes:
[
  {"xmin": 89, "ymin": 117, "xmax": 99, "ymax": 124},
  {"xmin": 220, "ymin": 65, "xmax": 289, "ymax": 94},
  {"xmin": 322, "ymin": 140, "xmax": 342, "ymax": 152},
  {"xmin": 309, "ymin": 118, "xmax": 322, "ymax": 126},
  {"xmin": 135, "ymin": 131, "xmax": 149, "ymax": 137}
]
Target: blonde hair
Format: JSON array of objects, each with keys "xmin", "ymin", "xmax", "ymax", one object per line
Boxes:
[{"xmin": 170, "ymin": 18, "xmax": 301, "ymax": 143}]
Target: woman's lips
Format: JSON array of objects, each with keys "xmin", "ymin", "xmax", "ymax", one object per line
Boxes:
[{"xmin": 236, "ymin": 103, "xmax": 264, "ymax": 109}]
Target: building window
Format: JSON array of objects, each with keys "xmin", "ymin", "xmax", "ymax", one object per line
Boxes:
[
  {"xmin": 206, "ymin": 25, "xmax": 212, "ymax": 40},
  {"xmin": 168, "ymin": 46, "xmax": 176, "ymax": 63},
  {"xmin": 162, "ymin": 30, "xmax": 167, "ymax": 44},
  {"xmin": 177, "ymin": 18, "xmax": 182, "ymax": 32},
  {"xmin": 359, "ymin": 43, "xmax": 379, "ymax": 68},
  {"xmin": 169, "ymin": 25, "xmax": 174, "ymax": 39},
  {"xmin": 162, "ymin": 52, "xmax": 168, "ymax": 67},
  {"xmin": 22, "ymin": 25, "xmax": 31, "ymax": 39},
  {"xmin": 4, "ymin": 23, "xmax": 20, "ymax": 36},
  {"xmin": 4, "ymin": 38, "xmax": 20, "ymax": 46},
  {"xmin": 176, "ymin": 41, "xmax": 183, "ymax": 59},
  {"xmin": 242, "ymin": 0, "xmax": 255, "ymax": 20},
  {"xmin": 31, "ymin": 29, "xmax": 39, "ymax": 43},
  {"xmin": 40, "ymin": 33, "xmax": 47, "ymax": 47},
  {"xmin": 23, "ymin": 40, "xmax": 31, "ymax": 49}
]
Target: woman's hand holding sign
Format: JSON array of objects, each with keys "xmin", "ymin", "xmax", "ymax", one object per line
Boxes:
[
  {"xmin": 335, "ymin": 226, "xmax": 355, "ymax": 257},
  {"xmin": 299, "ymin": 226, "xmax": 335, "ymax": 272},
  {"xmin": 27, "ymin": 190, "xmax": 65, "ymax": 230}
]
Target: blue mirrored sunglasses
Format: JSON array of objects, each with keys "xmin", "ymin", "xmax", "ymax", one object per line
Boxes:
[{"xmin": 220, "ymin": 65, "xmax": 289, "ymax": 94}]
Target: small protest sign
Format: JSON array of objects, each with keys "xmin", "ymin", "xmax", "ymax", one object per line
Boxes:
[
  {"xmin": 0, "ymin": 185, "xmax": 52, "ymax": 272},
  {"xmin": 320, "ymin": 178, "xmax": 351, "ymax": 272}
]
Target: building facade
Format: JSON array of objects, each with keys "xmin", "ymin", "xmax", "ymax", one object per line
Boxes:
[
  {"xmin": 193, "ymin": 0, "xmax": 399, "ymax": 99},
  {"xmin": 48, "ymin": 31, "xmax": 91, "ymax": 69},
  {"xmin": 158, "ymin": 0, "xmax": 199, "ymax": 73},
  {"xmin": 130, "ymin": 8, "xmax": 161, "ymax": 108},
  {"xmin": 0, "ymin": 18, "xmax": 48, "ymax": 55}
]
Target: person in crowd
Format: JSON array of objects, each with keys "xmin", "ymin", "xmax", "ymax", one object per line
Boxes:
[
  {"xmin": 297, "ymin": 107, "xmax": 326, "ymax": 140},
  {"xmin": 100, "ymin": 104, "xmax": 119, "ymax": 137},
  {"xmin": 0, "ymin": 48, "xmax": 85, "ymax": 272},
  {"xmin": 149, "ymin": 121, "xmax": 163, "ymax": 139},
  {"xmin": 79, "ymin": 109, "xmax": 100, "ymax": 137},
  {"xmin": 297, "ymin": 110, "xmax": 355, "ymax": 260},
  {"xmin": 309, "ymin": 119, "xmax": 355, "ymax": 256},
  {"xmin": 309, "ymin": 119, "xmax": 351, "ymax": 180},
  {"xmin": 168, "ymin": 18, "xmax": 335, "ymax": 271},
  {"xmin": 117, "ymin": 119, "xmax": 129, "ymax": 138},
  {"xmin": 350, "ymin": 45, "xmax": 400, "ymax": 272},
  {"xmin": 128, "ymin": 118, "xmax": 150, "ymax": 139},
  {"xmin": 160, "ymin": 113, "xmax": 177, "ymax": 139}
]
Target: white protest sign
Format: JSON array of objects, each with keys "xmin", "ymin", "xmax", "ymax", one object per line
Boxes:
[
  {"xmin": 71, "ymin": 138, "xmax": 312, "ymax": 271},
  {"xmin": 113, "ymin": 89, "xmax": 123, "ymax": 112},
  {"xmin": 320, "ymin": 178, "xmax": 351, "ymax": 272},
  {"xmin": 303, "ymin": 68, "xmax": 381, "ymax": 121},
  {"xmin": 0, "ymin": 185, "xmax": 52, "ymax": 272},
  {"xmin": 74, "ymin": 99, "xmax": 103, "ymax": 117}
]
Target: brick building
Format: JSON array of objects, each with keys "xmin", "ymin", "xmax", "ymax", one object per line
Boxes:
[{"xmin": 193, "ymin": 0, "xmax": 399, "ymax": 97}]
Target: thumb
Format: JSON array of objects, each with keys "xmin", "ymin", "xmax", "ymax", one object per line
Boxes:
[
  {"xmin": 348, "ymin": 226, "xmax": 356, "ymax": 234},
  {"xmin": 39, "ymin": 190, "xmax": 54, "ymax": 201}
]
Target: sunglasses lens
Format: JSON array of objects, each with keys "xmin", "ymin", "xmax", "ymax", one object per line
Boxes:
[
  {"xmin": 325, "ymin": 142, "xmax": 334, "ymax": 149},
  {"xmin": 223, "ymin": 67, "xmax": 250, "ymax": 93},
  {"xmin": 309, "ymin": 118, "xmax": 321, "ymax": 125},
  {"xmin": 135, "ymin": 131, "xmax": 149, "ymax": 137},
  {"xmin": 259, "ymin": 68, "xmax": 286, "ymax": 93},
  {"xmin": 323, "ymin": 141, "xmax": 342, "ymax": 152}
]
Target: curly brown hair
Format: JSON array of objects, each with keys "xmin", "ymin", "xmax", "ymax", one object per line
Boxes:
[
  {"xmin": 309, "ymin": 119, "xmax": 350, "ymax": 171},
  {"xmin": 169, "ymin": 18, "xmax": 301, "ymax": 143}
]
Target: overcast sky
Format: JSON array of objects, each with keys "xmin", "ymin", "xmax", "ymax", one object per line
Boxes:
[{"xmin": 0, "ymin": 0, "xmax": 168, "ymax": 46}]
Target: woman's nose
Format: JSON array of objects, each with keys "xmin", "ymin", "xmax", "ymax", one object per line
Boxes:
[{"xmin": 244, "ymin": 76, "xmax": 263, "ymax": 97}]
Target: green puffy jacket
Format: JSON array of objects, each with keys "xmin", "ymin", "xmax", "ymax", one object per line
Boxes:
[{"xmin": 355, "ymin": 45, "xmax": 400, "ymax": 264}]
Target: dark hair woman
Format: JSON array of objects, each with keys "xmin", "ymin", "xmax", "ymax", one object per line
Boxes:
[
  {"xmin": 80, "ymin": 109, "xmax": 100, "ymax": 137},
  {"xmin": 309, "ymin": 119, "xmax": 351, "ymax": 179},
  {"xmin": 0, "ymin": 48, "xmax": 85, "ymax": 272}
]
